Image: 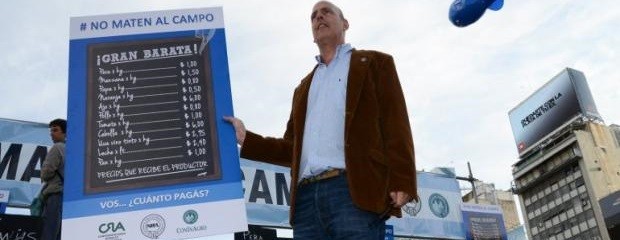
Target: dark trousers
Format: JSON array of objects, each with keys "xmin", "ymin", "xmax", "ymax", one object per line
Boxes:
[
  {"xmin": 293, "ymin": 174, "xmax": 385, "ymax": 239},
  {"xmin": 41, "ymin": 193, "xmax": 62, "ymax": 240}
]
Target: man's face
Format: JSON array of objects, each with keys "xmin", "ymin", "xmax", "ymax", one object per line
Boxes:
[
  {"xmin": 311, "ymin": 1, "xmax": 348, "ymax": 44},
  {"xmin": 50, "ymin": 125, "xmax": 66, "ymax": 142}
]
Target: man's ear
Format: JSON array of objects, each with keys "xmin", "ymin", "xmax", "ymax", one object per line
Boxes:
[{"xmin": 344, "ymin": 19, "xmax": 349, "ymax": 30}]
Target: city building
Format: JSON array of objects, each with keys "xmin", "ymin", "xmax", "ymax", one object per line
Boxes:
[
  {"xmin": 462, "ymin": 181, "xmax": 521, "ymax": 231},
  {"xmin": 512, "ymin": 120, "xmax": 620, "ymax": 240},
  {"xmin": 509, "ymin": 68, "xmax": 620, "ymax": 240}
]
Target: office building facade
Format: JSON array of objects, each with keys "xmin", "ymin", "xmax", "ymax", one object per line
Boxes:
[
  {"xmin": 512, "ymin": 121, "xmax": 620, "ymax": 240},
  {"xmin": 509, "ymin": 68, "xmax": 620, "ymax": 240}
]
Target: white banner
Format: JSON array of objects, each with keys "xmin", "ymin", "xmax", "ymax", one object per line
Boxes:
[
  {"xmin": 70, "ymin": 7, "xmax": 225, "ymax": 40},
  {"xmin": 62, "ymin": 199, "xmax": 246, "ymax": 240},
  {"xmin": 387, "ymin": 172, "xmax": 465, "ymax": 239},
  {"xmin": 1, "ymin": 141, "xmax": 47, "ymax": 184},
  {"xmin": 240, "ymin": 159, "xmax": 291, "ymax": 227},
  {"xmin": 240, "ymin": 160, "xmax": 466, "ymax": 238}
]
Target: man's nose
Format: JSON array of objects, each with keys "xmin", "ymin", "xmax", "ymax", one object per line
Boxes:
[{"xmin": 314, "ymin": 13, "xmax": 324, "ymax": 21}]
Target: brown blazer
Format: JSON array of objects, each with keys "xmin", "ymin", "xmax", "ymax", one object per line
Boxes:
[{"xmin": 240, "ymin": 49, "xmax": 417, "ymax": 223}]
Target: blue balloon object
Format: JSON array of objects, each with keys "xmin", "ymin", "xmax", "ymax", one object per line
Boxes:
[
  {"xmin": 449, "ymin": 0, "xmax": 503, "ymax": 27},
  {"xmin": 488, "ymin": 0, "xmax": 503, "ymax": 11}
]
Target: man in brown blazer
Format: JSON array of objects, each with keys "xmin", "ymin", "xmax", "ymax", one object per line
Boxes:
[{"xmin": 225, "ymin": 1, "xmax": 417, "ymax": 239}]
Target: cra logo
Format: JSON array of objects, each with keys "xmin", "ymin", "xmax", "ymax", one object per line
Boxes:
[{"xmin": 99, "ymin": 222, "xmax": 126, "ymax": 234}]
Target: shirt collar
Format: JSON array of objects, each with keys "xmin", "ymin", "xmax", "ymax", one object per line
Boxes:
[{"xmin": 314, "ymin": 43, "xmax": 353, "ymax": 64}]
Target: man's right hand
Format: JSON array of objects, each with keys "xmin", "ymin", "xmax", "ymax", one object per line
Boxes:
[{"xmin": 223, "ymin": 116, "xmax": 246, "ymax": 146}]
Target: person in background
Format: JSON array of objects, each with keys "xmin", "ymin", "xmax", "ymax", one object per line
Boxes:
[
  {"xmin": 225, "ymin": 1, "xmax": 418, "ymax": 239},
  {"xmin": 41, "ymin": 118, "xmax": 66, "ymax": 240}
]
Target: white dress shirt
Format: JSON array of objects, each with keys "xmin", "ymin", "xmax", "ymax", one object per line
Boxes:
[{"xmin": 299, "ymin": 43, "xmax": 353, "ymax": 181}]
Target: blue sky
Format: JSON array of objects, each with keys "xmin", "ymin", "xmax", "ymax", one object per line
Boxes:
[{"xmin": 1, "ymin": 1, "xmax": 619, "ymax": 238}]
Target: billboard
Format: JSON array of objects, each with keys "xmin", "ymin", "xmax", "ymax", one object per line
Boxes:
[
  {"xmin": 508, "ymin": 68, "xmax": 601, "ymax": 155},
  {"xmin": 461, "ymin": 203, "xmax": 507, "ymax": 240},
  {"xmin": 599, "ymin": 190, "xmax": 620, "ymax": 229}
]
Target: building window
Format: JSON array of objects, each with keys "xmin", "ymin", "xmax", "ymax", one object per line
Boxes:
[
  {"xmin": 563, "ymin": 228, "xmax": 571, "ymax": 239},
  {"xmin": 612, "ymin": 127, "xmax": 620, "ymax": 147},
  {"xmin": 579, "ymin": 221, "xmax": 588, "ymax": 232},
  {"xmin": 587, "ymin": 217, "xmax": 597, "ymax": 228},
  {"xmin": 571, "ymin": 225, "xmax": 580, "ymax": 236},
  {"xmin": 572, "ymin": 145, "xmax": 582, "ymax": 157}
]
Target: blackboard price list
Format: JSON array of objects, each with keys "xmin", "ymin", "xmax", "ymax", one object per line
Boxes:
[
  {"xmin": 85, "ymin": 38, "xmax": 221, "ymax": 194},
  {"xmin": 468, "ymin": 216, "xmax": 502, "ymax": 239},
  {"xmin": 180, "ymin": 60, "xmax": 210, "ymax": 168}
]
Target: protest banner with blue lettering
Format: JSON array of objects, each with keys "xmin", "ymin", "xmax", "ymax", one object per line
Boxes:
[
  {"xmin": 65, "ymin": 7, "xmax": 246, "ymax": 239},
  {"xmin": 0, "ymin": 119, "xmax": 48, "ymax": 209},
  {"xmin": 1, "ymin": 141, "xmax": 48, "ymax": 185},
  {"xmin": 240, "ymin": 159, "xmax": 291, "ymax": 227}
]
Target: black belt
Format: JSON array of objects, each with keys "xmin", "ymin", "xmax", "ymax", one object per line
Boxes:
[{"xmin": 299, "ymin": 169, "xmax": 345, "ymax": 186}]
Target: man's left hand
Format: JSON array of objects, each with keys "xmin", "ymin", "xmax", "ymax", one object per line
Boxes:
[{"xmin": 389, "ymin": 191, "xmax": 412, "ymax": 208}]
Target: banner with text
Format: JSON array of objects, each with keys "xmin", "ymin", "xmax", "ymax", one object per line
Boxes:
[
  {"xmin": 0, "ymin": 119, "xmax": 49, "ymax": 207},
  {"xmin": 461, "ymin": 203, "xmax": 508, "ymax": 240},
  {"xmin": 387, "ymin": 172, "xmax": 465, "ymax": 239},
  {"xmin": 508, "ymin": 68, "xmax": 601, "ymax": 155},
  {"xmin": 66, "ymin": 7, "xmax": 246, "ymax": 239},
  {"xmin": 240, "ymin": 160, "xmax": 465, "ymax": 238},
  {"xmin": 1, "ymin": 141, "xmax": 47, "ymax": 184},
  {"xmin": 241, "ymin": 159, "xmax": 291, "ymax": 227},
  {"xmin": 2, "ymin": 116, "xmax": 464, "ymax": 238}
]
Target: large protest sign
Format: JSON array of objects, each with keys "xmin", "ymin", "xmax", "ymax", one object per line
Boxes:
[{"xmin": 65, "ymin": 7, "xmax": 246, "ymax": 239}]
